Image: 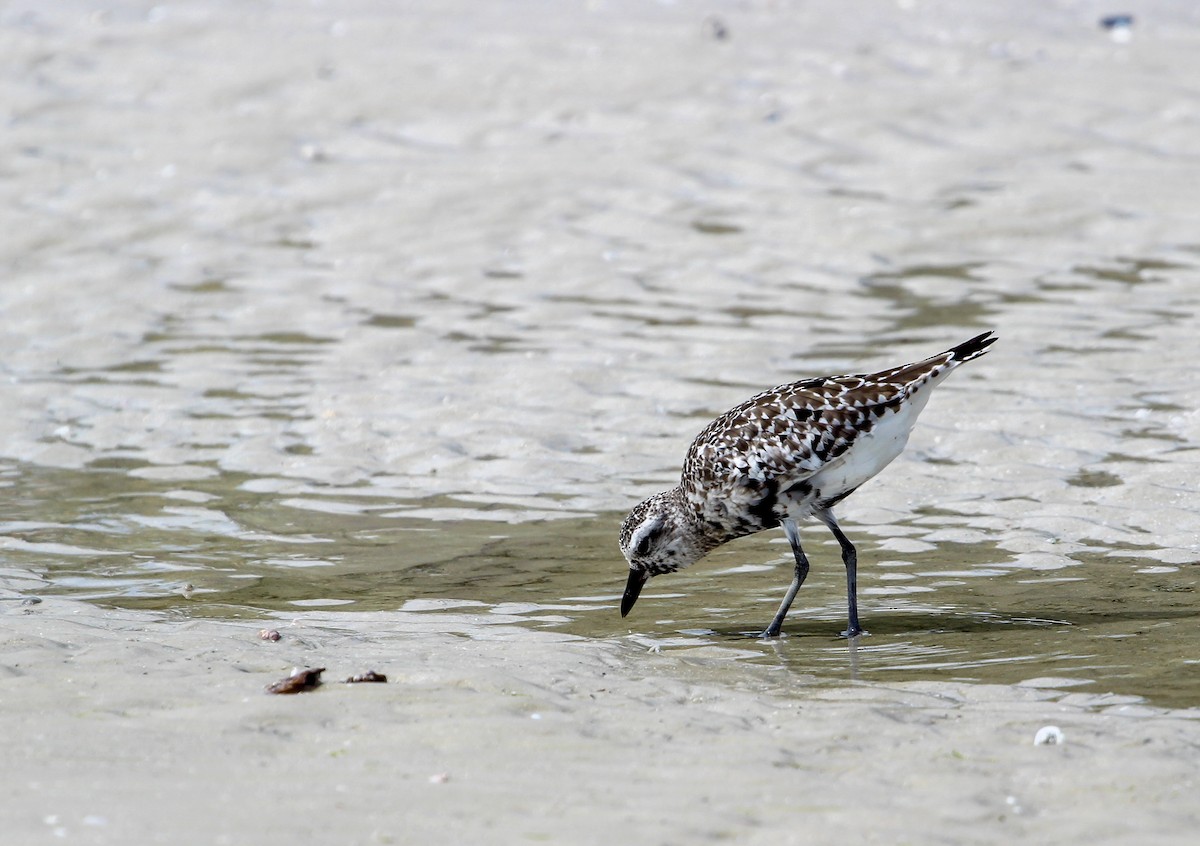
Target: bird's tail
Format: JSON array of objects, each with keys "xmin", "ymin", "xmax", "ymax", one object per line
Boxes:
[
  {"xmin": 875, "ymin": 330, "xmax": 996, "ymax": 389},
  {"xmin": 947, "ymin": 331, "xmax": 997, "ymax": 364}
]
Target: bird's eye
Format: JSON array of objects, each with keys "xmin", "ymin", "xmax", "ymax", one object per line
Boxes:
[{"xmin": 633, "ymin": 521, "xmax": 665, "ymax": 558}]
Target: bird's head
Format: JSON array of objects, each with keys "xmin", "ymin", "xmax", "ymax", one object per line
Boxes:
[{"xmin": 617, "ymin": 488, "xmax": 711, "ymax": 617}]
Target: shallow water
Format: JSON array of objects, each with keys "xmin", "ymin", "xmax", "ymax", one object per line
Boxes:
[
  {"xmin": 5, "ymin": 457, "xmax": 1197, "ymax": 707},
  {"xmin": 2, "ymin": 0, "xmax": 1200, "ymax": 715}
]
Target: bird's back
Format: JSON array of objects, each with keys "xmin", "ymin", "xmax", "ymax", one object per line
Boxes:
[{"xmin": 680, "ymin": 332, "xmax": 995, "ymax": 532}]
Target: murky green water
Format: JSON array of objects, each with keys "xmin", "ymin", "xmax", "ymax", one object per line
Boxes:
[{"xmin": 6, "ymin": 460, "xmax": 1196, "ymax": 708}]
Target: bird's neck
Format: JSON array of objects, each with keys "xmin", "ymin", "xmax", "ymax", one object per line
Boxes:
[{"xmin": 665, "ymin": 484, "xmax": 732, "ymax": 551}]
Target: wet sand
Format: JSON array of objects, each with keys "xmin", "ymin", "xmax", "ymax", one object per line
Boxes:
[
  {"xmin": 4, "ymin": 598, "xmax": 1199, "ymax": 845},
  {"xmin": 3, "ymin": 0, "xmax": 1200, "ymax": 842}
]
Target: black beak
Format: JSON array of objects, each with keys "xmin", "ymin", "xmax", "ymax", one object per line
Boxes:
[{"xmin": 621, "ymin": 569, "xmax": 649, "ymax": 617}]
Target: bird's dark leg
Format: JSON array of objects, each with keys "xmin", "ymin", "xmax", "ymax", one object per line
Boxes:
[
  {"xmin": 762, "ymin": 519, "xmax": 810, "ymax": 638},
  {"xmin": 815, "ymin": 508, "xmax": 867, "ymax": 638}
]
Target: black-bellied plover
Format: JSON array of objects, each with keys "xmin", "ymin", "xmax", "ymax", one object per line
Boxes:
[{"xmin": 619, "ymin": 331, "xmax": 996, "ymax": 638}]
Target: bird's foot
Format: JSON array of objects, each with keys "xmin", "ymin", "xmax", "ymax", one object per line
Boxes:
[
  {"xmin": 840, "ymin": 627, "xmax": 869, "ymax": 639},
  {"xmin": 760, "ymin": 626, "xmax": 783, "ymax": 639}
]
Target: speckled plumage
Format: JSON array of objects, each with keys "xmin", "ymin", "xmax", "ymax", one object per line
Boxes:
[{"xmin": 619, "ymin": 331, "xmax": 996, "ymax": 638}]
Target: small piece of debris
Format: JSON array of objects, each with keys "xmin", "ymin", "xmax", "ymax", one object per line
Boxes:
[
  {"xmin": 704, "ymin": 16, "xmax": 729, "ymax": 41},
  {"xmin": 1033, "ymin": 725, "xmax": 1065, "ymax": 746},
  {"xmin": 428, "ymin": 773, "xmax": 450, "ymax": 784},
  {"xmin": 266, "ymin": 667, "xmax": 324, "ymax": 694},
  {"xmin": 258, "ymin": 629, "xmax": 282, "ymax": 642},
  {"xmin": 1099, "ymin": 14, "xmax": 1133, "ymax": 30},
  {"xmin": 344, "ymin": 671, "xmax": 388, "ymax": 684},
  {"xmin": 1099, "ymin": 14, "xmax": 1133, "ymax": 43}
]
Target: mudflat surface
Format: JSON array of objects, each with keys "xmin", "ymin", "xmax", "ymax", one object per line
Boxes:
[{"xmin": 2, "ymin": 1, "xmax": 1198, "ymax": 843}]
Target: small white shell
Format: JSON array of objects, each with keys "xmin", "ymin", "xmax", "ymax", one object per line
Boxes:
[{"xmin": 1033, "ymin": 725, "xmax": 1065, "ymax": 746}]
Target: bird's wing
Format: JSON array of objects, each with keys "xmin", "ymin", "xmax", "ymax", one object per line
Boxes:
[
  {"xmin": 683, "ymin": 375, "xmax": 900, "ymax": 486},
  {"xmin": 679, "ymin": 333, "xmax": 995, "ymax": 525}
]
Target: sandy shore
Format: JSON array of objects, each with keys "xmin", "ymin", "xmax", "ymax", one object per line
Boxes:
[{"xmin": 3, "ymin": 596, "xmax": 1198, "ymax": 845}]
